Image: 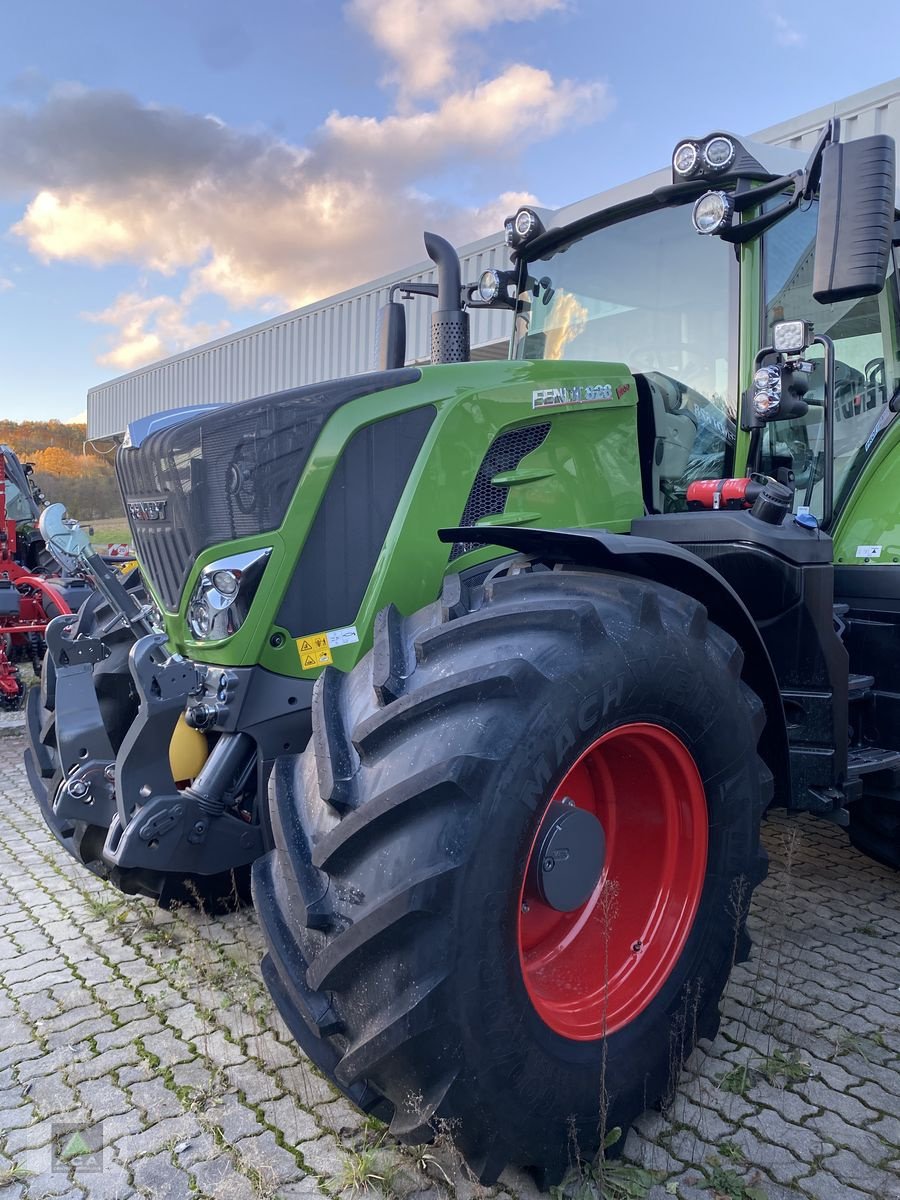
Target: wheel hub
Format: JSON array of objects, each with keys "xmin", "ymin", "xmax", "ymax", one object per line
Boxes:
[
  {"xmin": 525, "ymin": 799, "xmax": 606, "ymax": 913},
  {"xmin": 517, "ymin": 723, "xmax": 708, "ymax": 1040}
]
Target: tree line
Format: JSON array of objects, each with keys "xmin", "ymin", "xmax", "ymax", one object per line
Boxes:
[{"xmin": 1, "ymin": 420, "xmax": 124, "ymax": 521}]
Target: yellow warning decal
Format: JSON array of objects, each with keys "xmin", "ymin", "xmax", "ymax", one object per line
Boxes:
[{"xmin": 296, "ymin": 632, "xmax": 333, "ymax": 670}]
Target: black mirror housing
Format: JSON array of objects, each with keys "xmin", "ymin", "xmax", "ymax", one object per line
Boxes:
[
  {"xmin": 813, "ymin": 134, "xmax": 896, "ymax": 304},
  {"xmin": 375, "ymin": 301, "xmax": 407, "ymax": 371}
]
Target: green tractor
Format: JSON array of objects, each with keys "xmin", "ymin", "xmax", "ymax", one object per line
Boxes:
[{"xmin": 27, "ymin": 118, "xmax": 900, "ymax": 1178}]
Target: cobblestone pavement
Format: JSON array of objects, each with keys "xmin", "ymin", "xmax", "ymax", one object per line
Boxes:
[{"xmin": 0, "ymin": 726, "xmax": 898, "ymax": 1200}]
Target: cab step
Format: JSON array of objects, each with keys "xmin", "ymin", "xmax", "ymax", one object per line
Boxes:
[
  {"xmin": 847, "ymin": 746, "xmax": 900, "ymax": 778},
  {"xmin": 848, "ymin": 673, "xmax": 875, "ymax": 699}
]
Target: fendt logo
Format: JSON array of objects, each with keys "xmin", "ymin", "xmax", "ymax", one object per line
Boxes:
[{"xmin": 128, "ymin": 499, "xmax": 167, "ymax": 521}]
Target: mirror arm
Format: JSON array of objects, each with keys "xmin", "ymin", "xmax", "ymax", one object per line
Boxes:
[
  {"xmin": 390, "ymin": 282, "xmax": 439, "ymax": 301},
  {"xmin": 800, "ymin": 117, "xmax": 840, "ymax": 201},
  {"xmin": 721, "ymin": 188, "xmax": 803, "ymax": 243}
]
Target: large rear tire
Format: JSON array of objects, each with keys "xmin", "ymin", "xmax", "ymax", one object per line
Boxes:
[{"xmin": 254, "ymin": 567, "xmax": 771, "ymax": 1183}]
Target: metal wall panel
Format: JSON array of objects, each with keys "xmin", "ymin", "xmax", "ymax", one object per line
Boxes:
[{"xmin": 87, "ymin": 79, "xmax": 900, "ymax": 441}]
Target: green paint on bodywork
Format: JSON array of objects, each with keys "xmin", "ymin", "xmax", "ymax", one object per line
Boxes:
[
  {"xmin": 159, "ymin": 359, "xmax": 642, "ymax": 678},
  {"xmin": 733, "ymin": 236, "xmax": 762, "ymax": 477},
  {"xmin": 832, "ymin": 414, "xmax": 900, "ymax": 565}
]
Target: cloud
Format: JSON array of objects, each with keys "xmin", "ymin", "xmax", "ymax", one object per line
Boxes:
[
  {"xmin": 10, "ymin": 68, "xmax": 609, "ymax": 316},
  {"xmin": 769, "ymin": 11, "xmax": 806, "ymax": 46},
  {"xmin": 84, "ymin": 292, "xmax": 231, "ymax": 370},
  {"xmin": 347, "ymin": 0, "xmax": 567, "ymax": 98},
  {"xmin": 0, "ymin": 277, "xmax": 13, "ymax": 292},
  {"xmin": 4, "ymin": 4, "xmax": 612, "ymax": 369}
]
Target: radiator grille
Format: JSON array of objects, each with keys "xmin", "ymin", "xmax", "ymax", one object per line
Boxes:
[{"xmin": 450, "ymin": 423, "xmax": 550, "ymax": 561}]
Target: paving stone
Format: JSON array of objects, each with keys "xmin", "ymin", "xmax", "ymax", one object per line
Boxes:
[
  {"xmin": 113, "ymin": 1112, "xmax": 202, "ymax": 1160},
  {"xmin": 818, "ymin": 1147, "xmax": 900, "ymax": 1195},
  {"xmin": 314, "ymin": 1096, "xmax": 369, "ymax": 1138},
  {"xmin": 127, "ymin": 1077, "xmax": 185, "ymax": 1121},
  {"xmin": 205, "ymin": 1092, "xmax": 264, "ymax": 1144},
  {"xmin": 233, "ymin": 1129, "xmax": 304, "ymax": 1184},
  {"xmin": 260, "ymin": 1095, "xmax": 321, "ymax": 1143},
  {"xmin": 131, "ymin": 1150, "xmax": 193, "ymax": 1199},
  {"xmin": 190, "ymin": 1154, "xmax": 259, "ymax": 1200},
  {"xmin": 298, "ymin": 1135, "xmax": 352, "ymax": 1180}
]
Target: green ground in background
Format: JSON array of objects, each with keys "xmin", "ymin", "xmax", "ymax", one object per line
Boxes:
[{"xmin": 88, "ymin": 517, "xmax": 132, "ymax": 546}]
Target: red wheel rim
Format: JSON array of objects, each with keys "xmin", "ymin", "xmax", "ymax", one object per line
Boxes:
[{"xmin": 517, "ymin": 722, "xmax": 708, "ymax": 1040}]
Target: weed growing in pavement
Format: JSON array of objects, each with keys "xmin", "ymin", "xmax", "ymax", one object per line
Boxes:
[
  {"xmin": 83, "ymin": 892, "xmax": 129, "ymax": 925},
  {"xmin": 718, "ymin": 1047, "xmax": 810, "ymax": 1095},
  {"xmin": 754, "ymin": 1048, "xmax": 810, "ymax": 1086},
  {"xmin": 717, "ymin": 1140, "xmax": 746, "ymax": 1165},
  {"xmin": 829, "ymin": 1028, "xmax": 889, "ymax": 1063},
  {"xmin": 337, "ymin": 1137, "xmax": 400, "ymax": 1197},
  {"xmin": 0, "ymin": 1163, "xmax": 32, "ymax": 1186},
  {"xmin": 699, "ymin": 1158, "xmax": 768, "ymax": 1200}
]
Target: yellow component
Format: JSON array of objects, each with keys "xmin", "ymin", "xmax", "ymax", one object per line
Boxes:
[
  {"xmin": 118, "ymin": 560, "xmax": 139, "ymax": 576},
  {"xmin": 296, "ymin": 632, "xmax": 333, "ymax": 671},
  {"xmin": 168, "ymin": 714, "xmax": 209, "ymax": 783}
]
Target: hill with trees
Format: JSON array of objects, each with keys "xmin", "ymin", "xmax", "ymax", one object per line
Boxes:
[{"xmin": 0, "ymin": 420, "xmax": 123, "ymax": 521}]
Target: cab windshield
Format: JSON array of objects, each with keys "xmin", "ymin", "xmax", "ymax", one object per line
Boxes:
[{"xmin": 512, "ymin": 202, "xmax": 738, "ymax": 508}]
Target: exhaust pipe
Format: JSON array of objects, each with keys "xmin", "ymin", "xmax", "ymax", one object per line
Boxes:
[{"xmin": 424, "ymin": 232, "xmax": 470, "ymax": 365}]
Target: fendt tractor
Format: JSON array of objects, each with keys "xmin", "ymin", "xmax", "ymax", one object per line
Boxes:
[{"xmin": 26, "ymin": 118, "xmax": 900, "ymax": 1179}]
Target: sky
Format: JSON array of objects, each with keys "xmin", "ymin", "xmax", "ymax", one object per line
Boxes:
[{"xmin": 1, "ymin": 0, "xmax": 899, "ymax": 423}]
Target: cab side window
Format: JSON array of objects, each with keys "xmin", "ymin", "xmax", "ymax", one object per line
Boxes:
[{"xmin": 762, "ymin": 201, "xmax": 900, "ymax": 515}]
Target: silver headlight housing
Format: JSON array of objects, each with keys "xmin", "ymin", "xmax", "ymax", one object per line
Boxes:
[{"xmin": 187, "ymin": 547, "xmax": 272, "ymax": 641}]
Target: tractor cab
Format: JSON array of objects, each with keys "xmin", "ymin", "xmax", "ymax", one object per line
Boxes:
[{"xmin": 501, "ymin": 124, "xmax": 900, "ymax": 531}]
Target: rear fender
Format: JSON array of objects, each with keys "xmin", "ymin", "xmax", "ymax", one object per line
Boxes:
[{"xmin": 439, "ymin": 525, "xmax": 790, "ymax": 807}]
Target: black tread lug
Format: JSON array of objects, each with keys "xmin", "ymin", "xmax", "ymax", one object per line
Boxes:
[
  {"xmin": 335, "ymin": 971, "xmax": 448, "ymax": 1088},
  {"xmin": 440, "ymin": 573, "xmax": 468, "ymax": 622},
  {"xmin": 313, "ymin": 668, "xmax": 359, "ymax": 814},
  {"xmin": 252, "ymin": 855, "xmax": 343, "ymax": 1038},
  {"xmin": 414, "ymin": 599, "xmax": 602, "ymax": 663},
  {"xmin": 388, "ymin": 1067, "xmax": 458, "ymax": 1140},
  {"xmin": 270, "ymin": 757, "xmax": 333, "ymax": 931},
  {"xmin": 306, "ymin": 868, "xmax": 458, "ymax": 993},
  {"xmin": 638, "ymin": 587, "xmax": 663, "ymax": 631},
  {"xmin": 372, "ymin": 604, "xmax": 409, "ymax": 706},
  {"xmin": 260, "ymin": 954, "xmax": 388, "ymax": 1118},
  {"xmin": 352, "ymin": 659, "xmax": 549, "ymax": 757},
  {"xmin": 312, "ymin": 756, "xmax": 479, "ymax": 874}
]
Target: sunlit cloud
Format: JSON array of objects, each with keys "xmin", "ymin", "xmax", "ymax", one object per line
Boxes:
[{"xmin": 4, "ymin": 3, "xmax": 611, "ymax": 369}]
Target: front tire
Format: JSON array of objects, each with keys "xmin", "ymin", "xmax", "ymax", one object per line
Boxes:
[{"xmin": 254, "ymin": 567, "xmax": 771, "ymax": 1182}]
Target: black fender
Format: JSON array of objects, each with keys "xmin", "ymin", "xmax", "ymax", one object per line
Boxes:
[{"xmin": 439, "ymin": 525, "xmax": 791, "ymax": 807}]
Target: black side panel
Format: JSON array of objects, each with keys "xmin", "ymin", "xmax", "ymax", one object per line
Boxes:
[{"xmin": 277, "ymin": 407, "xmax": 435, "ymax": 636}]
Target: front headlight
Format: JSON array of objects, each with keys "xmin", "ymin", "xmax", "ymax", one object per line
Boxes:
[{"xmin": 187, "ymin": 547, "xmax": 272, "ymax": 641}]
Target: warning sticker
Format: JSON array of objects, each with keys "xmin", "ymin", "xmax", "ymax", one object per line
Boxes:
[
  {"xmin": 296, "ymin": 632, "xmax": 333, "ymax": 670},
  {"xmin": 856, "ymin": 545, "xmax": 883, "ymax": 559},
  {"xmin": 295, "ymin": 625, "xmax": 360, "ymax": 670}
]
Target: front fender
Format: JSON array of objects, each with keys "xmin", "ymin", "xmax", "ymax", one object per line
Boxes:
[{"xmin": 439, "ymin": 524, "xmax": 790, "ymax": 807}]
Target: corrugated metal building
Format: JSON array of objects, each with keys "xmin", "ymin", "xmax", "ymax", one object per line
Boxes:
[{"xmin": 86, "ymin": 77, "xmax": 900, "ymax": 442}]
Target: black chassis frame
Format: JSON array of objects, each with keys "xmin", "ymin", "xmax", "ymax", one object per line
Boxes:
[{"xmin": 25, "ymin": 612, "xmax": 312, "ymax": 883}]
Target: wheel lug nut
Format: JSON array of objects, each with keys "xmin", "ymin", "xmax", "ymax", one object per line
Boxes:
[
  {"xmin": 543, "ymin": 857, "xmax": 555, "ymax": 872},
  {"xmin": 521, "ymin": 901, "xmax": 530, "ymax": 913},
  {"xmin": 632, "ymin": 940, "xmax": 643, "ymax": 953}
]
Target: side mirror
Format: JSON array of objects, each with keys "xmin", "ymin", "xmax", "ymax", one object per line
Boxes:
[
  {"xmin": 813, "ymin": 134, "xmax": 896, "ymax": 304},
  {"xmin": 375, "ymin": 301, "xmax": 407, "ymax": 371}
]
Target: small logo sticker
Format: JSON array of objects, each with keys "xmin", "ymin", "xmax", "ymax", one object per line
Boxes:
[{"xmin": 855, "ymin": 545, "xmax": 883, "ymax": 559}]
